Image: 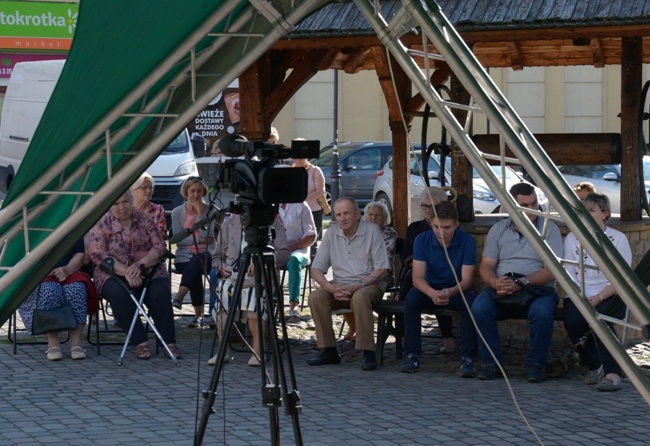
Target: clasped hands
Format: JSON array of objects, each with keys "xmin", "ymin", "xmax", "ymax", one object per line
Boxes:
[
  {"xmin": 493, "ymin": 275, "xmax": 522, "ymax": 296},
  {"xmin": 332, "ymin": 283, "xmax": 360, "ymax": 302},
  {"xmin": 124, "ymin": 262, "xmax": 146, "ymax": 288},
  {"xmin": 430, "ymin": 288, "xmax": 450, "ymax": 306}
]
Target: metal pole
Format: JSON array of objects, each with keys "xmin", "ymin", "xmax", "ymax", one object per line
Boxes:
[{"xmin": 330, "ymin": 69, "xmax": 341, "ymax": 204}]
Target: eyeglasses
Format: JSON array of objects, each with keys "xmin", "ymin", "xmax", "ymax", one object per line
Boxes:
[{"xmin": 420, "ymin": 204, "xmax": 433, "ymax": 211}]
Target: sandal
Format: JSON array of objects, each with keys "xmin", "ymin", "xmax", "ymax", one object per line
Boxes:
[
  {"xmin": 70, "ymin": 346, "xmax": 86, "ymax": 360},
  {"xmin": 596, "ymin": 377, "xmax": 622, "ymax": 392},
  {"xmin": 343, "ymin": 331, "xmax": 356, "ymax": 342},
  {"xmin": 46, "ymin": 346, "xmax": 63, "ymax": 361},
  {"xmin": 135, "ymin": 343, "xmax": 152, "ymax": 360},
  {"xmin": 165, "ymin": 343, "xmax": 182, "ymax": 360}
]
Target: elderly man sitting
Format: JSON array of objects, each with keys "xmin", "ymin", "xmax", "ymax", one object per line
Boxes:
[{"xmin": 307, "ymin": 196, "xmax": 390, "ymax": 371}]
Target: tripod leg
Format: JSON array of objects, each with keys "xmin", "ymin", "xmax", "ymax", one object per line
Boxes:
[{"xmin": 195, "ymin": 251, "xmax": 250, "ymax": 446}]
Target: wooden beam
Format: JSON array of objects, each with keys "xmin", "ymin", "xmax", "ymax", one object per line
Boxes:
[
  {"xmin": 407, "ymin": 64, "xmax": 451, "ymax": 116},
  {"xmin": 620, "ymin": 36, "xmax": 643, "ymax": 221},
  {"xmin": 264, "ymin": 48, "xmax": 339, "ymax": 123},
  {"xmin": 591, "ymin": 37, "xmax": 605, "ymax": 68},
  {"xmin": 449, "ymin": 75, "xmax": 474, "ymax": 221},
  {"xmin": 371, "ymin": 47, "xmax": 412, "ymax": 235},
  {"xmin": 507, "ymin": 41, "xmax": 524, "ymax": 70},
  {"xmin": 239, "ymin": 57, "xmax": 270, "ymax": 141}
]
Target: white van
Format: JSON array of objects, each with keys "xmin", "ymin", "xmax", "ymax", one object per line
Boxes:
[
  {"xmin": 0, "ymin": 60, "xmax": 64, "ymax": 193},
  {"xmin": 0, "ymin": 60, "xmax": 202, "ymax": 211}
]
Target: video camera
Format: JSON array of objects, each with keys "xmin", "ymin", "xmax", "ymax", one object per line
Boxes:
[
  {"xmin": 217, "ymin": 134, "xmax": 320, "ymax": 205},
  {"xmin": 216, "ymin": 134, "xmax": 320, "ymax": 226}
]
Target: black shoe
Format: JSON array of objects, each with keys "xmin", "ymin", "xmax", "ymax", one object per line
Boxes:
[
  {"xmin": 172, "ymin": 299, "xmax": 182, "ymax": 309},
  {"xmin": 307, "ymin": 349, "xmax": 341, "ymax": 366},
  {"xmin": 478, "ymin": 364, "xmax": 502, "ymax": 380},
  {"xmin": 527, "ymin": 365, "xmax": 546, "ymax": 383},
  {"xmin": 362, "ymin": 351, "xmax": 377, "ymax": 371},
  {"xmin": 399, "ymin": 354, "xmax": 420, "ymax": 373},
  {"xmin": 459, "ymin": 358, "xmax": 477, "ymax": 378}
]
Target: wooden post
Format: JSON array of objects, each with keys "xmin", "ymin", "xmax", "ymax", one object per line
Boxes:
[
  {"xmin": 450, "ymin": 75, "xmax": 474, "ymax": 221},
  {"xmin": 239, "ymin": 56, "xmax": 271, "ymax": 141},
  {"xmin": 390, "ymin": 125, "xmax": 409, "ymax": 236},
  {"xmin": 621, "ymin": 37, "xmax": 642, "ymax": 221}
]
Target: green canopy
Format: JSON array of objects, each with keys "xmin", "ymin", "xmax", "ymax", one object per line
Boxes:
[{"xmin": 0, "ymin": 0, "xmax": 328, "ymax": 324}]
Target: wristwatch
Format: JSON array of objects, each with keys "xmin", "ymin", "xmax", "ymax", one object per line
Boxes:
[{"xmin": 522, "ymin": 276, "xmax": 531, "ymax": 287}]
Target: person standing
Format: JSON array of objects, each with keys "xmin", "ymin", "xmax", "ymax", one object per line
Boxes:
[{"xmin": 293, "ymin": 157, "xmax": 326, "ymax": 244}]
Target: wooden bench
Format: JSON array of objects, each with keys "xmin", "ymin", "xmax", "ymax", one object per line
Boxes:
[{"xmin": 375, "ymin": 299, "xmax": 565, "ymax": 366}]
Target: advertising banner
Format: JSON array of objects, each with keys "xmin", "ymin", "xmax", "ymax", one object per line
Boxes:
[
  {"xmin": 186, "ymin": 80, "xmax": 240, "ymax": 160},
  {"xmin": 0, "ymin": 1, "xmax": 78, "ymax": 50},
  {"xmin": 0, "ymin": 53, "xmax": 66, "ymax": 78}
]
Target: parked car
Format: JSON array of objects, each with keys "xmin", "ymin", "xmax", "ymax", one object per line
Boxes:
[
  {"xmin": 311, "ymin": 141, "xmax": 396, "ymax": 208},
  {"xmin": 558, "ymin": 157, "xmax": 650, "ymax": 214},
  {"xmin": 373, "ymin": 150, "xmax": 548, "ymax": 222}
]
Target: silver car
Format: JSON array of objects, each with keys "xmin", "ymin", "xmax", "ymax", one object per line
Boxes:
[
  {"xmin": 558, "ymin": 156, "xmax": 650, "ymax": 214},
  {"xmin": 373, "ymin": 150, "xmax": 548, "ymax": 222}
]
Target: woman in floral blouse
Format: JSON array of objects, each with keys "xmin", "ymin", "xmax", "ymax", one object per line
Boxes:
[{"xmin": 87, "ymin": 190, "xmax": 179, "ymax": 360}]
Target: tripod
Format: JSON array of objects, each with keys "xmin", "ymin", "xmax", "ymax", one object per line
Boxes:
[{"xmin": 195, "ymin": 225, "xmax": 304, "ymax": 446}]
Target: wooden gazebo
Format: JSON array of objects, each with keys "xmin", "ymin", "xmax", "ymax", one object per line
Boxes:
[{"xmin": 238, "ymin": 0, "xmax": 650, "ymax": 234}]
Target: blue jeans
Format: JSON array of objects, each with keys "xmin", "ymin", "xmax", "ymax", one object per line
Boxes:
[
  {"xmin": 471, "ymin": 288, "xmax": 559, "ymax": 368},
  {"xmin": 287, "ymin": 252, "xmax": 309, "ymax": 303},
  {"xmin": 403, "ymin": 287, "xmax": 478, "ymax": 360}
]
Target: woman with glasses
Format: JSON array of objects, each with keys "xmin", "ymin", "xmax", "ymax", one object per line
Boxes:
[
  {"xmin": 131, "ymin": 172, "xmax": 167, "ymax": 241},
  {"xmin": 87, "ymin": 190, "xmax": 179, "ymax": 360},
  {"xmin": 171, "ymin": 177, "xmax": 216, "ymax": 327}
]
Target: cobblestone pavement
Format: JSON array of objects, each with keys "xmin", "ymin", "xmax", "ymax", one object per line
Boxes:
[{"xmin": 1, "ymin": 274, "xmax": 650, "ymax": 445}]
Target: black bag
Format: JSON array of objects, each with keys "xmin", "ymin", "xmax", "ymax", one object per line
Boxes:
[
  {"xmin": 491, "ymin": 272, "xmax": 556, "ymax": 307},
  {"xmin": 31, "ymin": 284, "xmax": 78, "ymax": 335}
]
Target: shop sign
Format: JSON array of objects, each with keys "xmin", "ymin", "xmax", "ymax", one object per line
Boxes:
[
  {"xmin": 0, "ymin": 1, "xmax": 78, "ymax": 50},
  {"xmin": 186, "ymin": 80, "xmax": 240, "ymax": 159},
  {"xmin": 0, "ymin": 53, "xmax": 66, "ymax": 78}
]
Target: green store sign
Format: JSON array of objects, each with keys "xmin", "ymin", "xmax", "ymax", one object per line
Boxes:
[{"xmin": 0, "ymin": 1, "xmax": 79, "ymax": 38}]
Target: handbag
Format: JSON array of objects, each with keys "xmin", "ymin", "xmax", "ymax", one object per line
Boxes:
[
  {"xmin": 317, "ymin": 195, "xmax": 331, "ymax": 216},
  {"xmin": 490, "ymin": 272, "xmax": 556, "ymax": 307},
  {"xmin": 31, "ymin": 284, "xmax": 78, "ymax": 335}
]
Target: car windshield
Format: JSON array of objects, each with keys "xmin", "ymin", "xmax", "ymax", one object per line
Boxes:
[
  {"xmin": 442, "ymin": 158, "xmax": 518, "ymax": 180},
  {"xmin": 311, "ymin": 146, "xmax": 358, "ymax": 167},
  {"xmin": 474, "ymin": 165, "xmax": 520, "ymax": 180},
  {"xmin": 163, "ymin": 132, "xmax": 190, "ymax": 153}
]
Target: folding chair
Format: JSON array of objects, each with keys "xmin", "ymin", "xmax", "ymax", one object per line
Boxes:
[{"xmin": 99, "ymin": 257, "xmax": 180, "ymax": 366}]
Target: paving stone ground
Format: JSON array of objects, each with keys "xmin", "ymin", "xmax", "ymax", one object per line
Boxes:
[
  {"xmin": 2, "ymin": 257, "xmax": 650, "ymax": 444},
  {"xmin": 2, "ymin": 269, "xmax": 650, "ymax": 446}
]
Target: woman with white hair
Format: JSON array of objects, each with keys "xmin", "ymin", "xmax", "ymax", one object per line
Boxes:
[
  {"xmin": 342, "ymin": 201, "xmax": 397, "ymax": 342},
  {"xmin": 130, "ymin": 172, "xmax": 167, "ymax": 241}
]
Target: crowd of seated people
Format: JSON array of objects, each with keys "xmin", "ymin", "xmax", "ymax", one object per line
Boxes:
[{"xmin": 16, "ymin": 160, "xmax": 632, "ymax": 392}]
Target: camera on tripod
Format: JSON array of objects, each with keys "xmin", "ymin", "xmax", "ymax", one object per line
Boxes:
[{"xmin": 217, "ymin": 134, "xmax": 320, "ymax": 226}]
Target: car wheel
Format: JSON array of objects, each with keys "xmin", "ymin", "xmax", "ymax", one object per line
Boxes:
[{"xmin": 375, "ymin": 192, "xmax": 394, "ymax": 225}]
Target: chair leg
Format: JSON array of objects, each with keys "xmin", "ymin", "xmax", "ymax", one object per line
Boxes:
[
  {"xmin": 376, "ymin": 313, "xmax": 386, "ymax": 366},
  {"xmin": 394, "ymin": 313, "xmax": 404, "ymax": 359}
]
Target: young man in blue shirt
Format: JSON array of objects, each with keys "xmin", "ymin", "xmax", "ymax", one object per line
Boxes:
[{"xmin": 400, "ymin": 201, "xmax": 478, "ymax": 377}]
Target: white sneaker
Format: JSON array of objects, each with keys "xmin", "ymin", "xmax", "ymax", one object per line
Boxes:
[
  {"xmin": 208, "ymin": 351, "xmax": 231, "ymax": 366},
  {"xmin": 248, "ymin": 355, "xmax": 260, "ymax": 367},
  {"xmin": 289, "ymin": 309, "xmax": 300, "ymax": 318}
]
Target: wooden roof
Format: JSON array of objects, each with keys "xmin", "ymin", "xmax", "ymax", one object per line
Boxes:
[{"xmin": 274, "ymin": 0, "xmax": 650, "ymax": 70}]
